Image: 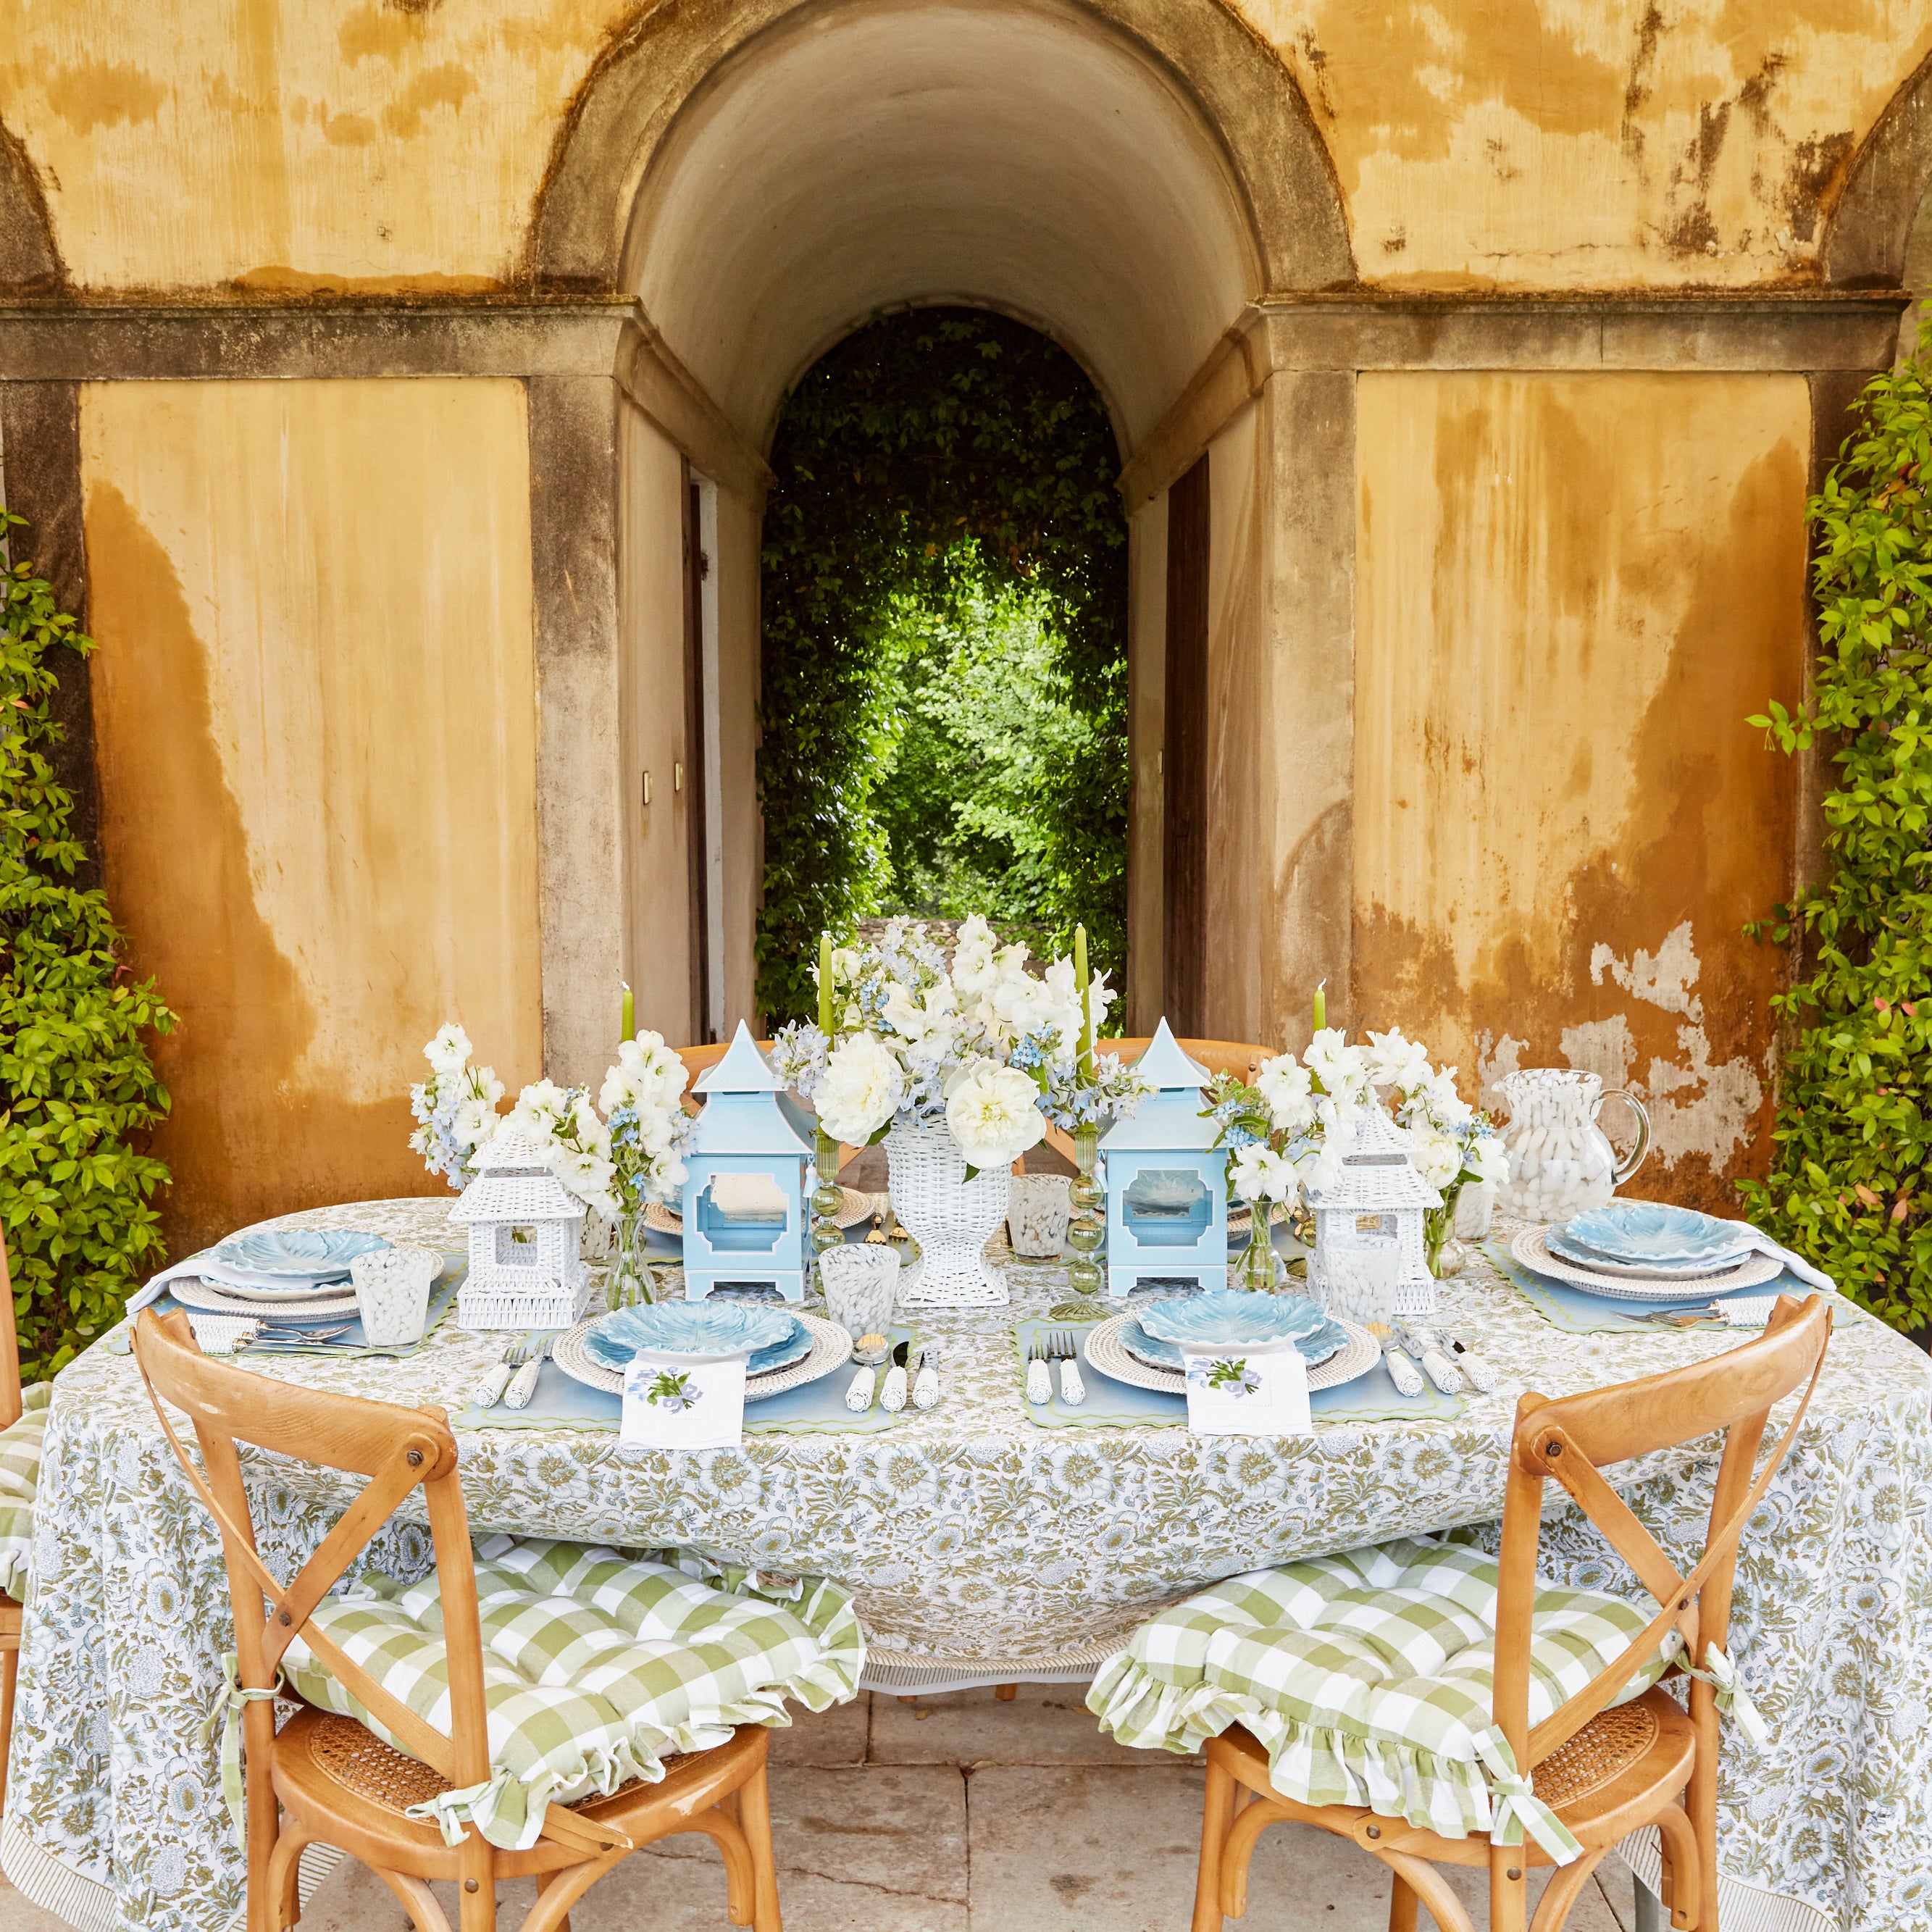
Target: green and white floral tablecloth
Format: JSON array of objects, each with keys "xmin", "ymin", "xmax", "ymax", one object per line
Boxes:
[{"xmin": 4, "ymin": 1197, "xmax": 1930, "ymax": 1932}]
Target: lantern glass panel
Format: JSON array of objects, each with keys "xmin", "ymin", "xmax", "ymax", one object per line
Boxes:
[
  {"xmin": 696, "ymin": 1183, "xmax": 789, "ymax": 1253},
  {"xmin": 1123, "ymin": 1168, "xmax": 1212, "ymax": 1247}
]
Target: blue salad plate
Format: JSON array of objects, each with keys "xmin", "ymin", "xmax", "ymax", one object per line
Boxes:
[
  {"xmin": 1134, "ymin": 1290, "xmax": 1346, "ymax": 1363},
  {"xmin": 1553, "ymin": 1202, "xmax": 1754, "ymax": 1271},
  {"xmin": 582, "ymin": 1300, "xmax": 802, "ymax": 1371},
  {"xmin": 212, "ymin": 1229, "xmax": 392, "ymax": 1281}
]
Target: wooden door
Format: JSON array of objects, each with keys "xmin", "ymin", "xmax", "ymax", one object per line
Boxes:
[
  {"xmin": 1163, "ymin": 453, "xmax": 1209, "ymax": 1033},
  {"xmin": 682, "ymin": 468, "xmax": 714, "ymax": 1042}
]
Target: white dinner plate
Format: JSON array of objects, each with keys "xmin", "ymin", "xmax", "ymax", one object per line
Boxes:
[
  {"xmin": 1512, "ymin": 1226, "xmax": 1783, "ymax": 1302},
  {"xmin": 552, "ymin": 1311, "xmax": 851, "ymax": 1402},
  {"xmin": 171, "ymin": 1276, "xmax": 361, "ymax": 1321}
]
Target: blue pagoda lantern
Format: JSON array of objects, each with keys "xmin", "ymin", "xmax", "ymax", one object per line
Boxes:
[
  {"xmin": 1100, "ymin": 1019, "xmax": 1229, "ymax": 1297},
  {"xmin": 680, "ymin": 1022, "xmax": 814, "ymax": 1302}
]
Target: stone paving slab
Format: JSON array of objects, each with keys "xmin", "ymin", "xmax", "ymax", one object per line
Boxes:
[{"xmin": 870, "ymin": 1682, "xmax": 1205, "ymax": 1768}]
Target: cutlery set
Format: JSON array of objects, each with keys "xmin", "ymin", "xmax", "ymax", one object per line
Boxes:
[
  {"xmin": 473, "ymin": 1334, "xmax": 554, "ymax": 1410},
  {"xmin": 845, "ymin": 1337, "xmax": 940, "ymax": 1413},
  {"xmin": 1026, "ymin": 1331, "xmax": 1087, "ymax": 1407},
  {"xmin": 1366, "ymin": 1322, "xmax": 1497, "ymax": 1396}
]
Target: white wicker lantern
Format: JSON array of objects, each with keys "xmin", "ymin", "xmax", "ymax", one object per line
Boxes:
[
  {"xmin": 449, "ymin": 1128, "xmax": 593, "ymax": 1330},
  {"xmin": 1304, "ymin": 1108, "xmax": 1442, "ymax": 1321}
]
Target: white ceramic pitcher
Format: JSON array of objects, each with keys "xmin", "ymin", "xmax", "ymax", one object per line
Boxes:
[{"xmin": 1494, "ymin": 1068, "xmax": 1650, "ymax": 1220}]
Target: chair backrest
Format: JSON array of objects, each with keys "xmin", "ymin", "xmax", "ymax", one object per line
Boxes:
[
  {"xmin": 0, "ymin": 1237, "xmax": 24, "ymax": 1431},
  {"xmin": 1490, "ymin": 1292, "xmax": 1831, "ymax": 1772}
]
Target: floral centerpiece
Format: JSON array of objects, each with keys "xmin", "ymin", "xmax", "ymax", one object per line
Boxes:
[
  {"xmin": 1205, "ymin": 1024, "xmax": 1505, "ymax": 1283},
  {"xmin": 770, "ymin": 915, "xmax": 1145, "ymax": 1305},
  {"xmin": 409, "ymin": 1021, "xmax": 695, "ymax": 1307}
]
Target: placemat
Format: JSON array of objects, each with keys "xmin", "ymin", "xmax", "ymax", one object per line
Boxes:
[
  {"xmin": 104, "ymin": 1268, "xmax": 466, "ymax": 1358},
  {"xmin": 1485, "ymin": 1245, "xmax": 1862, "ymax": 1335},
  {"xmin": 455, "ymin": 1324, "xmax": 921, "ymax": 1436},
  {"xmin": 1011, "ymin": 1315, "xmax": 1464, "ymax": 1429}
]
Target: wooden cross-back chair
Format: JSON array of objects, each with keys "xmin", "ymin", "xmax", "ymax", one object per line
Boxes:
[
  {"xmin": 1193, "ymin": 1292, "xmax": 1833, "ymax": 1932},
  {"xmin": 130, "ymin": 1308, "xmax": 781, "ymax": 1932},
  {"xmin": 0, "ymin": 1238, "xmax": 23, "ymax": 1815}
]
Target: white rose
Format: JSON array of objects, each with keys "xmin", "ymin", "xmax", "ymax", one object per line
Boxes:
[
  {"xmin": 1411, "ymin": 1133, "xmax": 1461, "ymax": 1189},
  {"xmin": 817, "ymin": 1033, "xmax": 906, "ymax": 1144},
  {"xmin": 1254, "ymin": 1055, "xmax": 1316, "ymax": 1135},
  {"xmin": 945, "ymin": 1063, "xmax": 1047, "ymax": 1169},
  {"xmin": 425, "ymin": 1022, "xmax": 472, "ymax": 1076}
]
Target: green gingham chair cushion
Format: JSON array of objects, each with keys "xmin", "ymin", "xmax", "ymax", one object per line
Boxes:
[
  {"xmin": 0, "ymin": 1384, "xmax": 53, "ymax": 1602},
  {"xmin": 1087, "ymin": 1536, "xmax": 1672, "ymax": 1862},
  {"xmin": 283, "ymin": 1534, "xmax": 866, "ymax": 1850}
]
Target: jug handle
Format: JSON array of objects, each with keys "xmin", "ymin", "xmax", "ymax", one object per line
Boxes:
[{"xmin": 1597, "ymin": 1087, "xmax": 1651, "ymax": 1184}]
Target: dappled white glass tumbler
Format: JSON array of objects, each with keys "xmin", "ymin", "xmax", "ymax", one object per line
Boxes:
[{"xmin": 348, "ymin": 1245, "xmax": 441, "ymax": 1346}]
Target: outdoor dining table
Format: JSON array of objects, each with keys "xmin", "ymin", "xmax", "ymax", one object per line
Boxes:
[{"xmin": 3, "ymin": 1195, "xmax": 1930, "ymax": 1932}]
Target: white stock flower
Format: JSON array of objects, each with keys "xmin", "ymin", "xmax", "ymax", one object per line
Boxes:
[
  {"xmin": 950, "ymin": 917, "xmax": 999, "ymax": 998},
  {"xmin": 599, "ymin": 1031, "xmax": 690, "ymax": 1115},
  {"xmin": 1229, "ymin": 1142, "xmax": 1297, "ymax": 1205},
  {"xmin": 1418, "ymin": 1068, "xmax": 1473, "ymax": 1129},
  {"xmin": 1254, "ymin": 1054, "xmax": 1316, "ymax": 1134},
  {"xmin": 453, "ymin": 1096, "xmax": 500, "ymax": 1151},
  {"xmin": 507, "ymin": 1079, "xmax": 571, "ymax": 1144},
  {"xmin": 945, "ymin": 1062, "xmax": 1047, "ymax": 1168},
  {"xmin": 1365, "ymin": 1027, "xmax": 1434, "ymax": 1094},
  {"xmin": 817, "ymin": 1033, "xmax": 906, "ymax": 1143},
  {"xmin": 425, "ymin": 1022, "xmax": 472, "ymax": 1076},
  {"xmin": 1304, "ymin": 1029, "xmax": 1372, "ymax": 1101},
  {"xmin": 1470, "ymin": 1135, "xmax": 1510, "ymax": 1187}
]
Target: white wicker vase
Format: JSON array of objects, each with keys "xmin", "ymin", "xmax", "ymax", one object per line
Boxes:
[{"xmin": 887, "ymin": 1123, "xmax": 1010, "ymax": 1308}]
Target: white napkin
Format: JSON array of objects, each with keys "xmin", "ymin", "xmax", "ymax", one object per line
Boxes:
[
  {"xmin": 708, "ymin": 1174, "xmax": 787, "ymax": 1218},
  {"xmin": 127, "ymin": 1254, "xmax": 351, "ymax": 1314},
  {"xmin": 1718, "ymin": 1225, "xmax": 1836, "ymax": 1294}
]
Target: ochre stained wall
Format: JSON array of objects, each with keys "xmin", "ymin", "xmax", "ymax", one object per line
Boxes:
[
  {"xmin": 1352, "ymin": 372, "xmax": 1808, "ymax": 1211},
  {"xmin": 80, "ymin": 377, "xmax": 543, "ymax": 1255},
  {"xmin": 1, "ymin": 1, "xmax": 1930, "ymax": 294}
]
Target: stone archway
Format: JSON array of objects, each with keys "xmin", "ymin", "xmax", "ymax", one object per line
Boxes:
[
  {"xmin": 519, "ymin": 0, "xmax": 1359, "ymax": 1071},
  {"xmin": 0, "ymin": 116, "xmax": 62, "ymax": 293},
  {"xmin": 1823, "ymin": 48, "xmax": 1932, "ymax": 292}
]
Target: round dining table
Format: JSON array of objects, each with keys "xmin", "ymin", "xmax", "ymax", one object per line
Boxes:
[{"xmin": 4, "ymin": 1195, "xmax": 1929, "ymax": 1932}]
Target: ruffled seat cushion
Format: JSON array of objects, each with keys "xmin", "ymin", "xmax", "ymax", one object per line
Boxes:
[
  {"xmin": 284, "ymin": 1534, "xmax": 865, "ymax": 1849},
  {"xmin": 1087, "ymin": 1536, "xmax": 1667, "ymax": 1847},
  {"xmin": 0, "ymin": 1384, "xmax": 53, "ymax": 1601}
]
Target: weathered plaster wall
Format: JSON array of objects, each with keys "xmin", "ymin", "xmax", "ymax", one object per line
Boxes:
[
  {"xmin": 710, "ymin": 482, "xmax": 763, "ymax": 1035},
  {"xmin": 1352, "ymin": 372, "xmax": 1808, "ymax": 1210},
  {"xmin": 80, "ymin": 377, "xmax": 543, "ymax": 1255},
  {"xmin": 2, "ymin": 1, "xmax": 1930, "ymax": 296},
  {"xmin": 1125, "ymin": 495, "xmax": 1167, "ymax": 1033}
]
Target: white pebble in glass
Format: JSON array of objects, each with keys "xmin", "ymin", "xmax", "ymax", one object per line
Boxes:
[
  {"xmin": 349, "ymin": 1245, "xmax": 442, "ymax": 1346},
  {"xmin": 818, "ymin": 1242, "xmax": 900, "ymax": 1341},
  {"xmin": 1321, "ymin": 1236, "xmax": 1402, "ymax": 1326}
]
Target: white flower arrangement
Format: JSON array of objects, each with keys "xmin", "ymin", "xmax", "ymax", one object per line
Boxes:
[
  {"xmin": 409, "ymin": 1021, "xmax": 694, "ymax": 1219},
  {"xmin": 408, "ymin": 1024, "xmax": 506, "ymax": 1187},
  {"xmin": 1206, "ymin": 1025, "xmax": 1505, "ymax": 1220},
  {"xmin": 598, "ymin": 1031, "xmax": 695, "ymax": 1215},
  {"xmin": 769, "ymin": 915, "xmax": 1145, "ymax": 1166}
]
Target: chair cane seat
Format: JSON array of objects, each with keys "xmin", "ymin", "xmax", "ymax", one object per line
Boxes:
[{"xmin": 1529, "ymin": 1699, "xmax": 1661, "ymax": 1811}]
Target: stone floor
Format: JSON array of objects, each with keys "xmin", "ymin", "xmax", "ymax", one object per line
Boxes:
[{"xmin": 0, "ymin": 1689, "xmax": 1645, "ymax": 1932}]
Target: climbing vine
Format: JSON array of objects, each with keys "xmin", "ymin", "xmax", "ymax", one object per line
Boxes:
[
  {"xmin": 0, "ymin": 509, "xmax": 176, "ymax": 1376},
  {"xmin": 757, "ymin": 308, "xmax": 1128, "ymax": 1023},
  {"xmin": 1739, "ymin": 332, "xmax": 1932, "ymax": 1334}
]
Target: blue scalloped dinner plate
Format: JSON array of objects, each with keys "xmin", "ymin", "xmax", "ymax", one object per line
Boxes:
[
  {"xmin": 1136, "ymin": 1290, "xmax": 1345, "ymax": 1360},
  {"xmin": 582, "ymin": 1300, "xmax": 797, "ymax": 1368},
  {"xmin": 212, "ymin": 1229, "xmax": 391, "ymax": 1281},
  {"xmin": 1558, "ymin": 1202, "xmax": 1755, "ymax": 1268}
]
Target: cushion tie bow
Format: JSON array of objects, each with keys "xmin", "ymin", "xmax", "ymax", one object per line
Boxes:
[
  {"xmin": 1663, "ymin": 1634, "xmax": 1770, "ymax": 1749},
  {"xmin": 202, "ymin": 1652, "xmax": 284, "ymax": 1847},
  {"xmin": 1473, "ymin": 1728, "xmax": 1584, "ymax": 1865}
]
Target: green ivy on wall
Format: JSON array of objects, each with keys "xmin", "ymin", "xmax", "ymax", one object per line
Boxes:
[
  {"xmin": 1, "ymin": 509, "xmax": 176, "ymax": 1376},
  {"xmin": 757, "ymin": 308, "xmax": 1128, "ymax": 1024},
  {"xmin": 1739, "ymin": 335, "xmax": 1932, "ymax": 1334}
]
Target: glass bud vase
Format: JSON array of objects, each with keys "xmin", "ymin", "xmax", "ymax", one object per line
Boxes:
[
  {"xmin": 610, "ymin": 1210, "xmax": 656, "ymax": 1310},
  {"xmin": 811, "ymin": 1127, "xmax": 845, "ymax": 1271},
  {"xmin": 1235, "ymin": 1197, "xmax": 1277, "ymax": 1292},
  {"xmin": 1050, "ymin": 1126, "xmax": 1105, "ymax": 1320},
  {"xmin": 1423, "ymin": 1183, "xmax": 1462, "ymax": 1279}
]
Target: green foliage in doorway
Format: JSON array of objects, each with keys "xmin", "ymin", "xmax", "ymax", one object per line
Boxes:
[
  {"xmin": 1739, "ymin": 335, "xmax": 1932, "ymax": 1334},
  {"xmin": 0, "ymin": 508, "xmax": 176, "ymax": 1377},
  {"xmin": 758, "ymin": 309, "xmax": 1128, "ymax": 1023}
]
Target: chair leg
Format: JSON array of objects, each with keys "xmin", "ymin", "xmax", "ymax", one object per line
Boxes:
[
  {"xmin": 1489, "ymin": 1840, "xmax": 1527, "ymax": 1932},
  {"xmin": 264, "ymin": 1826, "xmax": 313, "ymax": 1932},
  {"xmin": 1388, "ymin": 1872, "xmax": 1420, "ymax": 1932},
  {"xmin": 457, "ymin": 1837, "xmax": 498, "ymax": 1932},
  {"xmin": 1655, "ymin": 1802, "xmax": 1702, "ymax": 1932},
  {"xmin": 1381, "ymin": 1851, "xmax": 1477, "ymax": 1932},
  {"xmin": 993, "ymin": 1684, "xmax": 1017, "ymax": 1701},
  {"xmin": 735, "ymin": 1759, "xmax": 782, "ymax": 1932},
  {"xmin": 373, "ymin": 1869, "xmax": 456, "ymax": 1932},
  {"xmin": 1529, "ymin": 1849, "xmax": 1609, "ymax": 1932},
  {"xmin": 1686, "ymin": 1681, "xmax": 1720, "ymax": 1932},
  {"xmin": 686, "ymin": 1805, "xmax": 757, "ymax": 1925},
  {"xmin": 531, "ymin": 1872, "xmax": 571, "ymax": 1932},
  {"xmin": 0, "ymin": 1644, "xmax": 16, "ymax": 1818},
  {"xmin": 1193, "ymin": 1752, "xmax": 1236, "ymax": 1932}
]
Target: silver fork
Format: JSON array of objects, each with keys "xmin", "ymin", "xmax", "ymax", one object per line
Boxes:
[
  {"xmin": 473, "ymin": 1334, "xmax": 540, "ymax": 1409},
  {"xmin": 1024, "ymin": 1336, "xmax": 1053, "ymax": 1405},
  {"xmin": 243, "ymin": 1323, "xmax": 356, "ymax": 1350},
  {"xmin": 1045, "ymin": 1329, "xmax": 1086, "ymax": 1406}
]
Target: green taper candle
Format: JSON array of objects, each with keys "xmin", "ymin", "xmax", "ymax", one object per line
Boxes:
[
  {"xmin": 819, "ymin": 931, "xmax": 834, "ymax": 1036},
  {"xmin": 1313, "ymin": 979, "xmax": 1326, "ymax": 1034},
  {"xmin": 621, "ymin": 982, "xmax": 634, "ymax": 1043},
  {"xmin": 1074, "ymin": 924, "xmax": 1092, "ymax": 1070}
]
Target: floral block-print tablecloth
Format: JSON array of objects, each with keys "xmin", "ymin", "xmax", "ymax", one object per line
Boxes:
[{"xmin": 4, "ymin": 1197, "xmax": 1931, "ymax": 1932}]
